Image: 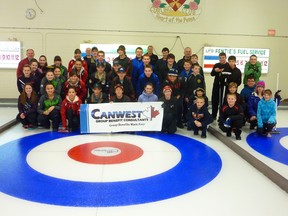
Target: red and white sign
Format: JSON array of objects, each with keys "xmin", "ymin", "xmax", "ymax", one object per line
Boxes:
[{"xmin": 0, "ymin": 41, "xmax": 21, "ymax": 69}]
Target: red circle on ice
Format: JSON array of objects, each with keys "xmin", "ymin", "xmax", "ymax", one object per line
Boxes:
[{"xmin": 68, "ymin": 141, "xmax": 144, "ymax": 164}]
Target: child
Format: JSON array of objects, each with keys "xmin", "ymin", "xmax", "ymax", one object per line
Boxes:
[
  {"xmin": 16, "ymin": 83, "xmax": 38, "ymax": 129},
  {"xmin": 223, "ymin": 82, "xmax": 245, "ymax": 108},
  {"xmin": 63, "ymin": 71, "xmax": 87, "ymax": 102},
  {"xmin": 112, "ymin": 84, "xmax": 131, "ymax": 102},
  {"xmin": 219, "ymin": 93, "xmax": 244, "ymax": 140},
  {"xmin": 88, "ymin": 62, "xmax": 109, "ymax": 95},
  {"xmin": 110, "ymin": 67, "xmax": 135, "ymax": 101},
  {"xmin": 40, "ymin": 69, "xmax": 61, "ymax": 96},
  {"xmin": 187, "ymin": 97, "xmax": 213, "ymax": 138},
  {"xmin": 37, "ymin": 83, "xmax": 62, "ymax": 131},
  {"xmin": 87, "ymin": 83, "xmax": 109, "ymax": 104},
  {"xmin": 159, "ymin": 86, "xmax": 177, "ymax": 134},
  {"xmin": 17, "ymin": 64, "xmax": 36, "ymax": 93},
  {"xmin": 60, "ymin": 87, "xmax": 82, "ymax": 132},
  {"xmin": 257, "ymin": 89, "xmax": 276, "ymax": 137},
  {"xmin": 243, "ymin": 55, "xmax": 262, "ymax": 85},
  {"xmin": 240, "ymin": 75, "xmax": 256, "ymax": 103},
  {"xmin": 191, "ymin": 87, "xmax": 209, "ymax": 108},
  {"xmin": 247, "ymin": 80, "xmax": 265, "ymax": 129},
  {"xmin": 162, "ymin": 68, "xmax": 184, "ymax": 128},
  {"xmin": 138, "ymin": 82, "xmax": 158, "ymax": 102},
  {"xmin": 137, "ymin": 65, "xmax": 160, "ymax": 97}
]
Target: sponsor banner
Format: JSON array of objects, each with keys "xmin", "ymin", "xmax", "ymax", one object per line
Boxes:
[
  {"xmin": 0, "ymin": 41, "xmax": 21, "ymax": 69},
  {"xmin": 80, "ymin": 102, "xmax": 164, "ymax": 133},
  {"xmin": 203, "ymin": 47, "xmax": 270, "ymax": 73},
  {"xmin": 80, "ymin": 44, "xmax": 148, "ymax": 64}
]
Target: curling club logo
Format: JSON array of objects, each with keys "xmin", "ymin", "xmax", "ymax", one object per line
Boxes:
[{"xmin": 150, "ymin": 0, "xmax": 201, "ymax": 23}]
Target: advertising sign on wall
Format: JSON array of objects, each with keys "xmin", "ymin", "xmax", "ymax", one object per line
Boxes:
[{"xmin": 0, "ymin": 41, "xmax": 21, "ymax": 69}]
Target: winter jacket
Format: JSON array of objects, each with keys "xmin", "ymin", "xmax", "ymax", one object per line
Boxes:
[{"xmin": 257, "ymin": 98, "xmax": 276, "ymax": 128}]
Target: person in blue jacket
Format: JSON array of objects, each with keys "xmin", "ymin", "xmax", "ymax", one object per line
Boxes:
[{"xmin": 257, "ymin": 89, "xmax": 276, "ymax": 137}]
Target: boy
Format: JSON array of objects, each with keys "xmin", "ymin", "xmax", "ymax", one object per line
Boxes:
[
  {"xmin": 112, "ymin": 84, "xmax": 131, "ymax": 102},
  {"xmin": 187, "ymin": 97, "xmax": 213, "ymax": 138},
  {"xmin": 257, "ymin": 89, "xmax": 276, "ymax": 137},
  {"xmin": 243, "ymin": 55, "xmax": 262, "ymax": 85},
  {"xmin": 159, "ymin": 85, "xmax": 177, "ymax": 134},
  {"xmin": 219, "ymin": 93, "xmax": 244, "ymax": 140},
  {"xmin": 137, "ymin": 65, "xmax": 160, "ymax": 97},
  {"xmin": 88, "ymin": 62, "xmax": 109, "ymax": 95},
  {"xmin": 87, "ymin": 83, "xmax": 109, "ymax": 104},
  {"xmin": 240, "ymin": 75, "xmax": 256, "ymax": 103},
  {"xmin": 138, "ymin": 83, "xmax": 158, "ymax": 102},
  {"xmin": 210, "ymin": 52, "xmax": 230, "ymax": 120}
]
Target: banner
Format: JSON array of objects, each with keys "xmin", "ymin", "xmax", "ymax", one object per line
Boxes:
[
  {"xmin": 0, "ymin": 41, "xmax": 21, "ymax": 69},
  {"xmin": 80, "ymin": 102, "xmax": 164, "ymax": 133},
  {"xmin": 203, "ymin": 47, "xmax": 270, "ymax": 73}
]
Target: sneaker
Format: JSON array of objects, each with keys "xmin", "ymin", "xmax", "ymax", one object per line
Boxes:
[
  {"xmin": 236, "ymin": 135, "xmax": 241, "ymax": 140},
  {"xmin": 201, "ymin": 134, "xmax": 207, "ymax": 138},
  {"xmin": 194, "ymin": 131, "xmax": 199, "ymax": 135},
  {"xmin": 58, "ymin": 129, "xmax": 69, "ymax": 133},
  {"xmin": 23, "ymin": 125, "xmax": 29, "ymax": 129},
  {"xmin": 224, "ymin": 118, "xmax": 231, "ymax": 128},
  {"xmin": 266, "ymin": 133, "xmax": 272, "ymax": 138}
]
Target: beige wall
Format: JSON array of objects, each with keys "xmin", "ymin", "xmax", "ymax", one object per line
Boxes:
[{"xmin": 1, "ymin": 0, "xmax": 288, "ymax": 99}]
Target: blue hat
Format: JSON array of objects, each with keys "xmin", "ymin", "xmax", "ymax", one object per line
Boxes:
[{"xmin": 168, "ymin": 68, "xmax": 178, "ymax": 76}]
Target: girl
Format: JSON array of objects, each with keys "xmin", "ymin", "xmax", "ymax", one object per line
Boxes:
[
  {"xmin": 37, "ymin": 83, "xmax": 62, "ymax": 131},
  {"xmin": 40, "ymin": 69, "xmax": 61, "ymax": 96},
  {"xmin": 16, "ymin": 83, "xmax": 38, "ymax": 129},
  {"xmin": 60, "ymin": 87, "xmax": 82, "ymax": 132}
]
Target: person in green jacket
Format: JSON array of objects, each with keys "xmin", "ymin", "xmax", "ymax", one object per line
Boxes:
[{"xmin": 243, "ymin": 55, "xmax": 262, "ymax": 85}]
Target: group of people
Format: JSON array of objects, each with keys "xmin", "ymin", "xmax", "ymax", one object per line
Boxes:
[{"xmin": 15, "ymin": 45, "xmax": 279, "ymax": 138}]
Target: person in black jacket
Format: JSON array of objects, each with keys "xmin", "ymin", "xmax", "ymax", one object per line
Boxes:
[
  {"xmin": 219, "ymin": 93, "xmax": 244, "ymax": 140},
  {"xmin": 159, "ymin": 85, "xmax": 177, "ymax": 134},
  {"xmin": 210, "ymin": 52, "xmax": 230, "ymax": 120},
  {"xmin": 187, "ymin": 97, "xmax": 213, "ymax": 138}
]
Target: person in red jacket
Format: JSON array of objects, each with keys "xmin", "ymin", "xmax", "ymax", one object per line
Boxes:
[
  {"xmin": 59, "ymin": 87, "xmax": 82, "ymax": 132},
  {"xmin": 16, "ymin": 49, "xmax": 35, "ymax": 78},
  {"xmin": 67, "ymin": 48, "xmax": 88, "ymax": 73},
  {"xmin": 63, "ymin": 71, "xmax": 87, "ymax": 102},
  {"xmin": 69, "ymin": 59, "xmax": 88, "ymax": 84}
]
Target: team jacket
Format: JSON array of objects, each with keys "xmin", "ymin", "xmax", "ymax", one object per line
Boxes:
[
  {"xmin": 60, "ymin": 95, "xmax": 82, "ymax": 128},
  {"xmin": 37, "ymin": 94, "xmax": 62, "ymax": 114},
  {"xmin": 187, "ymin": 104, "xmax": 213, "ymax": 127}
]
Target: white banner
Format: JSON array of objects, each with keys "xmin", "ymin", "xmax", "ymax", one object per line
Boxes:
[
  {"xmin": 80, "ymin": 102, "xmax": 164, "ymax": 133},
  {"xmin": 0, "ymin": 41, "xmax": 21, "ymax": 68},
  {"xmin": 203, "ymin": 46, "xmax": 270, "ymax": 73}
]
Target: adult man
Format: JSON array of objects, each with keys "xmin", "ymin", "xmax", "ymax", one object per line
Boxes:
[
  {"xmin": 146, "ymin": 45, "xmax": 158, "ymax": 66},
  {"xmin": 16, "ymin": 49, "xmax": 35, "ymax": 78},
  {"xmin": 177, "ymin": 47, "xmax": 192, "ymax": 72}
]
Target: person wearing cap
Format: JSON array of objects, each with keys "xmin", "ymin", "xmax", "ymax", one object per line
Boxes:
[
  {"xmin": 107, "ymin": 59, "xmax": 122, "ymax": 85},
  {"xmin": 136, "ymin": 65, "xmax": 160, "ymax": 97},
  {"xmin": 67, "ymin": 48, "xmax": 88, "ymax": 73},
  {"xmin": 138, "ymin": 82, "xmax": 158, "ymax": 102},
  {"xmin": 112, "ymin": 84, "xmax": 131, "ymax": 102},
  {"xmin": 69, "ymin": 59, "xmax": 88, "ymax": 84},
  {"xmin": 187, "ymin": 96, "xmax": 213, "ymax": 138},
  {"xmin": 114, "ymin": 45, "xmax": 132, "ymax": 78},
  {"xmin": 185, "ymin": 63, "xmax": 205, "ymax": 107},
  {"xmin": 110, "ymin": 67, "xmax": 135, "ymax": 101},
  {"xmin": 155, "ymin": 53, "xmax": 178, "ymax": 84},
  {"xmin": 247, "ymin": 80, "xmax": 265, "ymax": 129},
  {"xmin": 88, "ymin": 62, "xmax": 109, "ymax": 95},
  {"xmin": 243, "ymin": 54, "xmax": 262, "ymax": 85},
  {"xmin": 159, "ymin": 85, "xmax": 177, "ymax": 134},
  {"xmin": 52, "ymin": 55, "xmax": 68, "ymax": 81},
  {"xmin": 86, "ymin": 83, "xmax": 109, "ymax": 104},
  {"xmin": 63, "ymin": 71, "xmax": 87, "ymax": 103},
  {"xmin": 162, "ymin": 68, "xmax": 185, "ymax": 128},
  {"xmin": 191, "ymin": 87, "xmax": 209, "ymax": 108}
]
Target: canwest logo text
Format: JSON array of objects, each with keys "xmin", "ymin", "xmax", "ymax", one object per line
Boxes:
[{"xmin": 91, "ymin": 109, "xmax": 143, "ymax": 120}]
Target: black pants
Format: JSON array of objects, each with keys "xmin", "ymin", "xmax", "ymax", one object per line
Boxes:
[
  {"xmin": 16, "ymin": 112, "xmax": 38, "ymax": 127},
  {"xmin": 162, "ymin": 112, "xmax": 177, "ymax": 134},
  {"xmin": 38, "ymin": 109, "xmax": 60, "ymax": 130},
  {"xmin": 257, "ymin": 123, "xmax": 276, "ymax": 135},
  {"xmin": 211, "ymin": 83, "xmax": 225, "ymax": 119},
  {"xmin": 191, "ymin": 123, "xmax": 208, "ymax": 136},
  {"xmin": 66, "ymin": 109, "xmax": 80, "ymax": 130},
  {"xmin": 219, "ymin": 118, "xmax": 242, "ymax": 136}
]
